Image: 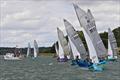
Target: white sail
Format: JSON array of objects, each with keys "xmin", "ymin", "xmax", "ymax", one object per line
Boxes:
[
  {"xmin": 64, "ymin": 19, "xmax": 87, "ymax": 60},
  {"xmin": 73, "ymin": 4, "xmax": 107, "ymax": 58},
  {"xmin": 33, "ymin": 40, "xmax": 39, "ymax": 58},
  {"xmin": 27, "ymin": 42, "xmax": 31, "ymax": 57},
  {"xmin": 108, "ymin": 39, "xmax": 113, "ymax": 59},
  {"xmin": 108, "ymin": 28, "xmax": 118, "ymax": 59},
  {"xmin": 82, "ymin": 28, "xmax": 99, "ymax": 63},
  {"xmin": 58, "ymin": 39, "xmax": 64, "ymax": 59},
  {"xmin": 68, "ymin": 36, "xmax": 81, "ymax": 59},
  {"xmin": 67, "ymin": 39, "xmax": 73, "ymax": 59},
  {"xmin": 57, "ymin": 28, "xmax": 65, "ymax": 59},
  {"xmin": 57, "ymin": 28, "xmax": 70, "ymax": 57}
]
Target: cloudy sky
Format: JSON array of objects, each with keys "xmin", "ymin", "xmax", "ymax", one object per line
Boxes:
[{"xmin": 0, "ymin": 0, "xmax": 120, "ymax": 47}]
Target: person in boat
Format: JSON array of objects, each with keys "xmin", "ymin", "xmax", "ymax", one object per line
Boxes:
[
  {"xmin": 84, "ymin": 56, "xmax": 93, "ymax": 66},
  {"xmin": 99, "ymin": 57, "xmax": 105, "ymax": 62},
  {"xmin": 75, "ymin": 55, "xmax": 80, "ymax": 60},
  {"xmin": 64, "ymin": 55, "xmax": 68, "ymax": 60},
  {"xmin": 71, "ymin": 55, "xmax": 80, "ymax": 65},
  {"xmin": 75, "ymin": 56, "xmax": 87, "ymax": 67},
  {"xmin": 74, "ymin": 55, "xmax": 93, "ymax": 67}
]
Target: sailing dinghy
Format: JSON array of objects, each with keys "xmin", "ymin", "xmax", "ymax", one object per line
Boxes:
[
  {"xmin": 26, "ymin": 42, "xmax": 31, "ymax": 57},
  {"xmin": 108, "ymin": 28, "xmax": 118, "ymax": 61},
  {"xmin": 73, "ymin": 4, "xmax": 105, "ymax": 71},
  {"xmin": 73, "ymin": 4, "xmax": 107, "ymax": 60},
  {"xmin": 57, "ymin": 28, "xmax": 70, "ymax": 62},
  {"xmin": 73, "ymin": 4, "xmax": 107, "ymax": 63},
  {"xmin": 33, "ymin": 40, "xmax": 39, "ymax": 58},
  {"xmin": 64, "ymin": 19, "xmax": 87, "ymax": 60}
]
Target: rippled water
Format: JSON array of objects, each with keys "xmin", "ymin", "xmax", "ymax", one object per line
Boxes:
[{"xmin": 0, "ymin": 56, "xmax": 120, "ymax": 80}]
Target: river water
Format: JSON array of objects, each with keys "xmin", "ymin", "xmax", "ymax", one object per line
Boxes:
[{"xmin": 0, "ymin": 56, "xmax": 120, "ymax": 80}]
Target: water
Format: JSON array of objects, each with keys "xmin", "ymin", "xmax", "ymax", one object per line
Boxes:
[{"xmin": 0, "ymin": 56, "xmax": 120, "ymax": 80}]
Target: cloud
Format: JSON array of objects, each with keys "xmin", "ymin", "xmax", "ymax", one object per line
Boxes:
[{"xmin": 0, "ymin": 0, "xmax": 119, "ymax": 47}]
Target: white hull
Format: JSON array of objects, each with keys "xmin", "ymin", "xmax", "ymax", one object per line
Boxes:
[
  {"xmin": 4, "ymin": 53, "xmax": 22, "ymax": 60},
  {"xmin": 4, "ymin": 56, "xmax": 21, "ymax": 60}
]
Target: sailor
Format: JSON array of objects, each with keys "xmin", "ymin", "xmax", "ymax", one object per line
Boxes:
[
  {"xmin": 99, "ymin": 57, "xmax": 105, "ymax": 62},
  {"xmin": 75, "ymin": 55, "xmax": 80, "ymax": 60}
]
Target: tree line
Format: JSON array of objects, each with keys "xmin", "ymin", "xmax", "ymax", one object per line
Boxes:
[{"xmin": 0, "ymin": 27, "xmax": 119, "ymax": 55}]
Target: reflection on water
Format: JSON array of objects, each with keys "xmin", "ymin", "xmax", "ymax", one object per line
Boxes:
[{"xmin": 0, "ymin": 56, "xmax": 120, "ymax": 80}]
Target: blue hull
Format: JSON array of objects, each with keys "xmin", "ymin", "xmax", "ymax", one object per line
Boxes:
[{"xmin": 71, "ymin": 59, "xmax": 104, "ymax": 71}]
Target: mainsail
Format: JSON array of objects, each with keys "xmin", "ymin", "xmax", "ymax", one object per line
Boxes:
[
  {"xmin": 67, "ymin": 38, "xmax": 74, "ymax": 59},
  {"xmin": 33, "ymin": 40, "xmax": 39, "ymax": 58},
  {"xmin": 68, "ymin": 36, "xmax": 81, "ymax": 59},
  {"xmin": 64, "ymin": 19, "xmax": 87, "ymax": 60},
  {"xmin": 57, "ymin": 28, "xmax": 65, "ymax": 59},
  {"xmin": 108, "ymin": 39, "xmax": 113, "ymax": 58},
  {"xmin": 73, "ymin": 4, "xmax": 107, "ymax": 58},
  {"xmin": 27, "ymin": 42, "xmax": 31, "ymax": 57},
  {"xmin": 57, "ymin": 28, "xmax": 70, "ymax": 57},
  {"xmin": 108, "ymin": 28, "xmax": 118, "ymax": 58},
  {"xmin": 82, "ymin": 28, "xmax": 99, "ymax": 63}
]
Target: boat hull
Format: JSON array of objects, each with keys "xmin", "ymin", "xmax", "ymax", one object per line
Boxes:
[{"xmin": 4, "ymin": 56, "xmax": 22, "ymax": 60}]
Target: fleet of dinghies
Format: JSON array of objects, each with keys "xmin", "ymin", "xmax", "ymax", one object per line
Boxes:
[
  {"xmin": 3, "ymin": 3, "xmax": 118, "ymax": 72},
  {"xmin": 55, "ymin": 4, "xmax": 118, "ymax": 71},
  {"xmin": 4, "ymin": 40, "xmax": 39, "ymax": 60}
]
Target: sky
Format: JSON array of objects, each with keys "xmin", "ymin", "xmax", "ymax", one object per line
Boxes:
[{"xmin": 0, "ymin": 0, "xmax": 120, "ymax": 47}]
